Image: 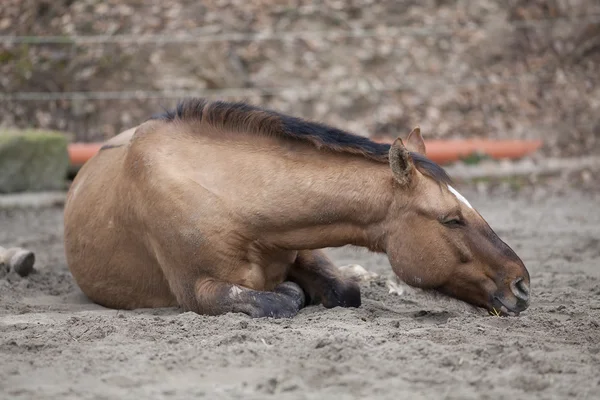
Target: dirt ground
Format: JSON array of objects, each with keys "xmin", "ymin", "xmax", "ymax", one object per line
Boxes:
[{"xmin": 1, "ymin": 186, "xmax": 599, "ymax": 400}]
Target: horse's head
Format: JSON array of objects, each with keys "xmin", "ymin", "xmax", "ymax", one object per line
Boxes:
[{"xmin": 384, "ymin": 128, "xmax": 530, "ymax": 316}]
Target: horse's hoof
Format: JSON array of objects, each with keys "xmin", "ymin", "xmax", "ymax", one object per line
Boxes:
[
  {"xmin": 243, "ymin": 282, "xmax": 306, "ymax": 319},
  {"xmin": 323, "ymin": 280, "xmax": 361, "ymax": 309},
  {"xmin": 1, "ymin": 247, "xmax": 36, "ymax": 277},
  {"xmin": 275, "ymin": 281, "xmax": 306, "ymax": 310}
]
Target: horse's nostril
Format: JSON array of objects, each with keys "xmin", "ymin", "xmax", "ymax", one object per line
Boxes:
[
  {"xmin": 517, "ymin": 279, "xmax": 530, "ymax": 295},
  {"xmin": 511, "ymin": 278, "xmax": 530, "ymax": 302}
]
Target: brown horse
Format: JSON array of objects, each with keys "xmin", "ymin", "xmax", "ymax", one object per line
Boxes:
[{"xmin": 63, "ymin": 99, "xmax": 530, "ymax": 318}]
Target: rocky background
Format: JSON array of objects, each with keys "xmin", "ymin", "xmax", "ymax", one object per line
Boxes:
[{"xmin": 1, "ymin": 0, "xmax": 599, "ymax": 157}]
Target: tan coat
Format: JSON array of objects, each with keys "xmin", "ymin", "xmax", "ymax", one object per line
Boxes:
[{"xmin": 64, "ymin": 99, "xmax": 530, "ymax": 318}]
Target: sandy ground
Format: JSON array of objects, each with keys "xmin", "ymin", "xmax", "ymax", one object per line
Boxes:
[{"xmin": 1, "ymin": 187, "xmax": 599, "ymax": 400}]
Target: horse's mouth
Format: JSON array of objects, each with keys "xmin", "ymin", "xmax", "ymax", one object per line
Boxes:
[{"xmin": 489, "ymin": 297, "xmax": 521, "ymax": 317}]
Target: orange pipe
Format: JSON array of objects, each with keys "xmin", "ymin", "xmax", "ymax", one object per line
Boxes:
[
  {"xmin": 68, "ymin": 143, "xmax": 103, "ymax": 166},
  {"xmin": 67, "ymin": 139, "xmax": 542, "ymax": 167},
  {"xmin": 418, "ymin": 139, "xmax": 543, "ymax": 164}
]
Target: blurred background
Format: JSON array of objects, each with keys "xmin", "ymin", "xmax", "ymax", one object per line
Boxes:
[
  {"xmin": 0, "ymin": 0, "xmax": 600, "ymax": 192},
  {"xmin": 0, "ymin": 0, "xmax": 599, "ymax": 172}
]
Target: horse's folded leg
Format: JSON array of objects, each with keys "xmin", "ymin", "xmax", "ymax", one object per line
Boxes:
[
  {"xmin": 288, "ymin": 249, "xmax": 361, "ymax": 309},
  {"xmin": 192, "ymin": 278, "xmax": 305, "ymax": 318}
]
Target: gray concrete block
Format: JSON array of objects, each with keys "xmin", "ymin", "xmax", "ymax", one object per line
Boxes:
[{"xmin": 0, "ymin": 129, "xmax": 69, "ymax": 193}]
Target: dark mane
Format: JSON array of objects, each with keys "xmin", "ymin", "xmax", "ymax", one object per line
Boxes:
[{"xmin": 150, "ymin": 98, "xmax": 451, "ymax": 184}]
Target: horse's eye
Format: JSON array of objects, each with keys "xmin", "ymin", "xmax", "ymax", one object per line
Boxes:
[{"xmin": 442, "ymin": 217, "xmax": 464, "ymax": 227}]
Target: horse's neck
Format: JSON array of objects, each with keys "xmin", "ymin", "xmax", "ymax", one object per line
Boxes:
[
  {"xmin": 179, "ymin": 130, "xmax": 394, "ymax": 251},
  {"xmin": 257, "ymin": 150, "xmax": 393, "ymax": 252}
]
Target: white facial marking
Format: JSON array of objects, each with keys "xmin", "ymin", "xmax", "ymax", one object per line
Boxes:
[{"xmin": 447, "ymin": 185, "xmax": 473, "ymax": 209}]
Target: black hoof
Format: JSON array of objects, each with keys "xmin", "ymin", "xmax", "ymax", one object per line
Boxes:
[
  {"xmin": 322, "ymin": 280, "xmax": 361, "ymax": 309},
  {"xmin": 274, "ymin": 281, "xmax": 306, "ymax": 310},
  {"xmin": 243, "ymin": 282, "xmax": 306, "ymax": 319}
]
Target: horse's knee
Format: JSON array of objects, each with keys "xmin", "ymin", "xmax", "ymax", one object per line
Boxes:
[
  {"xmin": 193, "ymin": 277, "xmax": 306, "ymax": 318},
  {"xmin": 322, "ymin": 278, "xmax": 361, "ymax": 309}
]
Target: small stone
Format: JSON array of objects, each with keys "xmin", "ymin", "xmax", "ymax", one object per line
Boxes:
[
  {"xmin": 0, "ymin": 247, "xmax": 36, "ymax": 277},
  {"xmin": 338, "ymin": 264, "xmax": 378, "ymax": 281},
  {"xmin": 581, "ymin": 170, "xmax": 592, "ymax": 183},
  {"xmin": 11, "ymin": 250, "xmax": 35, "ymax": 277}
]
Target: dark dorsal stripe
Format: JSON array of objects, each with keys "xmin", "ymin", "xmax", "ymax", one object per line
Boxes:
[
  {"xmin": 99, "ymin": 143, "xmax": 124, "ymax": 151},
  {"xmin": 150, "ymin": 98, "xmax": 451, "ymax": 184}
]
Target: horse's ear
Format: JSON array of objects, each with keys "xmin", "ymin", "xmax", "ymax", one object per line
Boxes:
[
  {"xmin": 389, "ymin": 137, "xmax": 415, "ymax": 186},
  {"xmin": 405, "ymin": 126, "xmax": 426, "ymax": 155}
]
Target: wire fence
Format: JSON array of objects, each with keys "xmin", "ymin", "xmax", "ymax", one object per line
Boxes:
[
  {"xmin": 2, "ymin": 13, "xmax": 594, "ymax": 102},
  {"xmin": 0, "ymin": 73, "xmax": 542, "ymax": 101},
  {"xmin": 1, "ymin": 9, "xmax": 597, "ymax": 145},
  {"xmin": 1, "ymin": 14, "xmax": 599, "ymax": 45}
]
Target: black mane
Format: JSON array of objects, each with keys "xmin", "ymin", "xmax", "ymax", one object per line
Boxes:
[{"xmin": 150, "ymin": 98, "xmax": 451, "ymax": 184}]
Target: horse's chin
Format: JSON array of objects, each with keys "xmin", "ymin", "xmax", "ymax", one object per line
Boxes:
[
  {"xmin": 396, "ymin": 283, "xmax": 523, "ymax": 317},
  {"xmin": 487, "ymin": 297, "xmax": 522, "ymax": 317},
  {"xmin": 411, "ymin": 286, "xmax": 490, "ymax": 315}
]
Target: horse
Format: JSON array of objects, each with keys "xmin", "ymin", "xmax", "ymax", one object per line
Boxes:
[{"xmin": 63, "ymin": 98, "xmax": 531, "ymax": 318}]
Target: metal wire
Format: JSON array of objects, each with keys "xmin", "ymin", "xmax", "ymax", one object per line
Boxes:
[
  {"xmin": 0, "ymin": 73, "xmax": 541, "ymax": 101},
  {"xmin": 0, "ymin": 15, "xmax": 598, "ymax": 45},
  {"xmin": 0, "ymin": 14, "xmax": 590, "ymax": 102}
]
